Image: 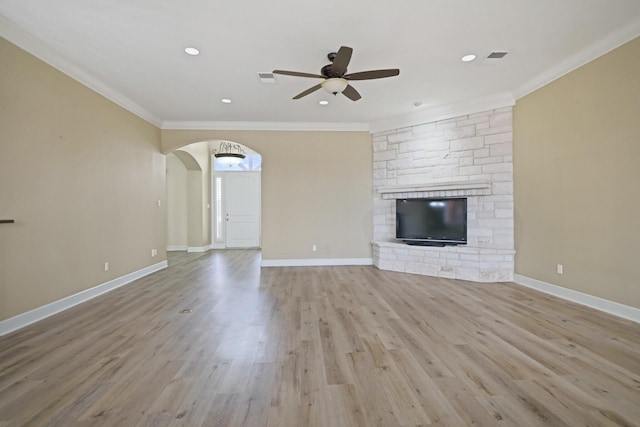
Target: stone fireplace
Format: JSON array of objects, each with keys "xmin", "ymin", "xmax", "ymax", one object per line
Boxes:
[{"xmin": 372, "ymin": 107, "xmax": 515, "ymax": 282}]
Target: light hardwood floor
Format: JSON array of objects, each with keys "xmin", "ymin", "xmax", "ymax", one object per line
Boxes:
[{"xmin": 1, "ymin": 250, "xmax": 639, "ymax": 426}]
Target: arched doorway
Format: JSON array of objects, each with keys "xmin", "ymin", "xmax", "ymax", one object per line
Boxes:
[{"xmin": 165, "ymin": 140, "xmax": 262, "ymax": 252}]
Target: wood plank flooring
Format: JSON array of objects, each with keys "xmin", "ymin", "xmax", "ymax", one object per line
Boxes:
[{"xmin": 1, "ymin": 250, "xmax": 639, "ymax": 426}]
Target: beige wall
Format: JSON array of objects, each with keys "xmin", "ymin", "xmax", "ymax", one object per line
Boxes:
[
  {"xmin": 179, "ymin": 143, "xmax": 211, "ymax": 249},
  {"xmin": 162, "ymin": 130, "xmax": 373, "ymax": 260},
  {"xmin": 166, "ymin": 153, "xmax": 188, "ymax": 248},
  {"xmin": 0, "ymin": 38, "xmax": 165, "ymax": 321},
  {"xmin": 514, "ymin": 37, "xmax": 640, "ymax": 308},
  {"xmin": 168, "ymin": 146, "xmax": 211, "ymax": 250}
]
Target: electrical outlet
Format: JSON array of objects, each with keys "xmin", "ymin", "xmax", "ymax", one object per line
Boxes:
[
  {"xmin": 104, "ymin": 262, "xmax": 109, "ymax": 272},
  {"xmin": 312, "ymin": 245, "xmax": 317, "ymax": 252},
  {"xmin": 557, "ymin": 264, "xmax": 563, "ymax": 275}
]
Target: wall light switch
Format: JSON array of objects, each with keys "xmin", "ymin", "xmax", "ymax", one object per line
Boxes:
[
  {"xmin": 557, "ymin": 264, "xmax": 563, "ymax": 275},
  {"xmin": 104, "ymin": 262, "xmax": 109, "ymax": 272}
]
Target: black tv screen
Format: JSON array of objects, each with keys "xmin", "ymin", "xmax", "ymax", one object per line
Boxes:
[{"xmin": 396, "ymin": 198, "xmax": 467, "ymax": 245}]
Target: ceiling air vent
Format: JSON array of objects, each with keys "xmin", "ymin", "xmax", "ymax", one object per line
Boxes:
[
  {"xmin": 258, "ymin": 72, "xmax": 276, "ymax": 83},
  {"xmin": 487, "ymin": 51, "xmax": 509, "ymax": 59},
  {"xmin": 482, "ymin": 51, "xmax": 510, "ymax": 65}
]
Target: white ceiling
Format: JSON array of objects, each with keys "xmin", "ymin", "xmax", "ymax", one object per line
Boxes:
[{"xmin": 1, "ymin": 0, "xmax": 639, "ymax": 130}]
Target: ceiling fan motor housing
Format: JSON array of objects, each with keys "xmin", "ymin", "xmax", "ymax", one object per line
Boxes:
[
  {"xmin": 322, "ymin": 51, "xmax": 343, "ymax": 77},
  {"xmin": 321, "ymin": 64, "xmax": 343, "ymax": 78}
]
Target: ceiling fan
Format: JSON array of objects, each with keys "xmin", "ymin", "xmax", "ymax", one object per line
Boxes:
[{"xmin": 273, "ymin": 46, "xmax": 400, "ymax": 101}]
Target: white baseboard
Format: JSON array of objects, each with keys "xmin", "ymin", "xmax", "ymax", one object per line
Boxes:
[
  {"xmin": 166, "ymin": 245, "xmax": 188, "ymax": 252},
  {"xmin": 167, "ymin": 245, "xmax": 213, "ymax": 252},
  {"xmin": 187, "ymin": 245, "xmax": 211, "ymax": 253},
  {"xmin": 0, "ymin": 260, "xmax": 168, "ymax": 336},
  {"xmin": 513, "ymin": 274, "xmax": 640, "ymax": 324},
  {"xmin": 261, "ymin": 258, "xmax": 373, "ymax": 267}
]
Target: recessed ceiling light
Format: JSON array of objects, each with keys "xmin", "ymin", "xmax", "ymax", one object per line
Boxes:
[
  {"xmin": 184, "ymin": 47, "xmax": 200, "ymax": 56},
  {"xmin": 221, "ymin": 98, "xmax": 232, "ymax": 104},
  {"xmin": 319, "ymin": 100, "xmax": 329, "ymax": 106},
  {"xmin": 461, "ymin": 54, "xmax": 476, "ymax": 62},
  {"xmin": 413, "ymin": 101, "xmax": 423, "ymax": 107}
]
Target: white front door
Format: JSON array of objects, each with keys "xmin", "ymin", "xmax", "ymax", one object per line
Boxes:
[{"xmin": 225, "ymin": 172, "xmax": 261, "ymax": 248}]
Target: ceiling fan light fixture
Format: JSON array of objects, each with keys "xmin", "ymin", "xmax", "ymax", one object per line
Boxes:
[{"xmin": 321, "ymin": 78, "xmax": 349, "ymax": 95}]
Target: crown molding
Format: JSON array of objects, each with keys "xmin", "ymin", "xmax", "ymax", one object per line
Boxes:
[
  {"xmin": 161, "ymin": 120, "xmax": 370, "ymax": 132},
  {"xmin": 368, "ymin": 92, "xmax": 516, "ymax": 134},
  {"xmin": 514, "ymin": 16, "xmax": 640, "ymax": 100},
  {"xmin": 4, "ymin": 9, "xmax": 637, "ymax": 134},
  {"xmin": 0, "ymin": 15, "xmax": 163, "ymax": 127}
]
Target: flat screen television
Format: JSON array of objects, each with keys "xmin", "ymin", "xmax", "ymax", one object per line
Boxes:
[{"xmin": 396, "ymin": 198, "xmax": 467, "ymax": 246}]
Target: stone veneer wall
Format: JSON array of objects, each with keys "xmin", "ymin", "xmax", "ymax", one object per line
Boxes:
[{"xmin": 372, "ymin": 107, "xmax": 515, "ymax": 282}]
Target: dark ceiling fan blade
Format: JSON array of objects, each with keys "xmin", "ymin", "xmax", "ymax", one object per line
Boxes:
[
  {"xmin": 344, "ymin": 69, "xmax": 400, "ymax": 80},
  {"xmin": 331, "ymin": 46, "xmax": 353, "ymax": 76},
  {"xmin": 273, "ymin": 70, "xmax": 325, "ymax": 79},
  {"xmin": 293, "ymin": 83, "xmax": 323, "ymax": 99},
  {"xmin": 342, "ymin": 84, "xmax": 361, "ymax": 101}
]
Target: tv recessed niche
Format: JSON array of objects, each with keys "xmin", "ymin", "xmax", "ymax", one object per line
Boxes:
[{"xmin": 396, "ymin": 197, "xmax": 467, "ymax": 246}]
